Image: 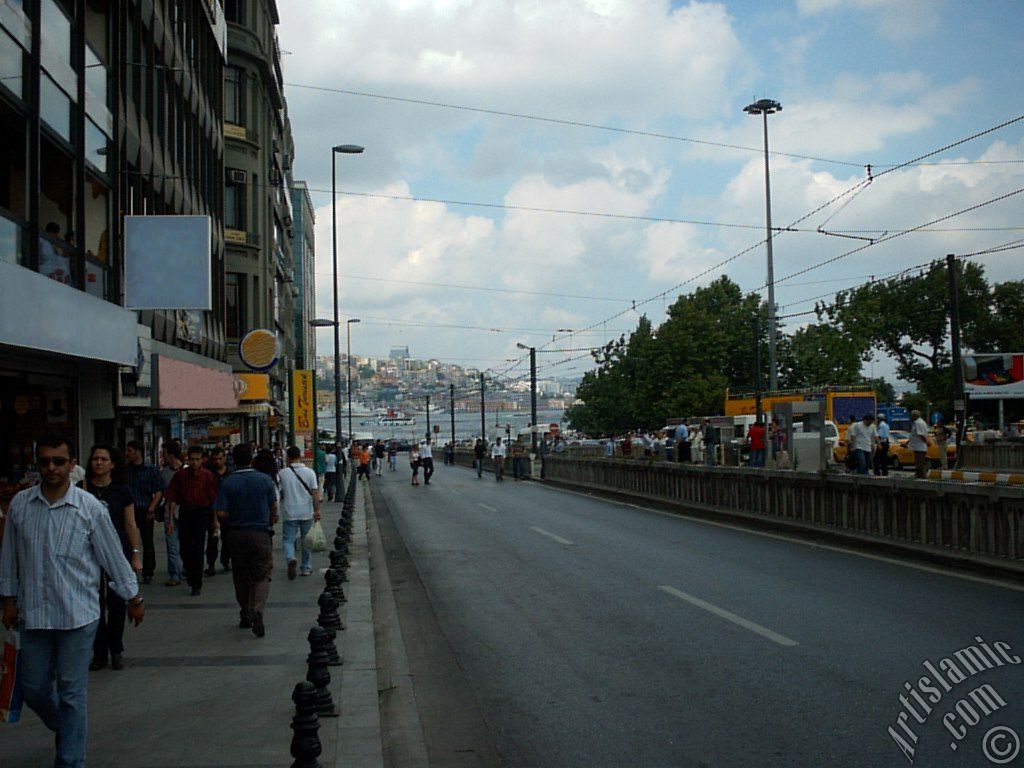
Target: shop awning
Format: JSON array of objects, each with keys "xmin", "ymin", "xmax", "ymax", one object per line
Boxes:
[{"xmin": 187, "ymin": 402, "xmax": 275, "ymax": 415}]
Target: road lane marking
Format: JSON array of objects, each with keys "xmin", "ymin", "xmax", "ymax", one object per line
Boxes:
[
  {"xmin": 478, "ymin": 503, "xmax": 497, "ymax": 512},
  {"xmin": 542, "ymin": 483, "xmax": 1024, "ymax": 594},
  {"xmin": 530, "ymin": 526, "xmax": 574, "ymax": 546},
  {"xmin": 658, "ymin": 586, "xmax": 798, "ymax": 647}
]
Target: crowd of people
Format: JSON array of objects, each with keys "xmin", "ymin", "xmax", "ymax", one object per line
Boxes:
[{"xmin": 0, "ymin": 434, "xmax": 333, "ymax": 767}]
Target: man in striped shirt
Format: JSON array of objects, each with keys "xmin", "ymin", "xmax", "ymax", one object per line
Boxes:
[{"xmin": 1, "ymin": 434, "xmax": 144, "ymax": 768}]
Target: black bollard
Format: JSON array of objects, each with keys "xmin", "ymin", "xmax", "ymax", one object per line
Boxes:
[
  {"xmin": 317, "ymin": 590, "xmax": 343, "ymax": 631},
  {"xmin": 325, "ymin": 568, "xmax": 347, "ymax": 603},
  {"xmin": 309, "ymin": 624, "xmax": 342, "ymax": 668},
  {"xmin": 290, "ymin": 681, "xmax": 322, "ymax": 768},
  {"xmin": 306, "ymin": 645, "xmax": 340, "ymax": 717}
]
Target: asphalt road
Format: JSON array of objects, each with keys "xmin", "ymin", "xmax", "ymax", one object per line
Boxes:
[{"xmin": 370, "ymin": 463, "xmax": 1024, "ymax": 768}]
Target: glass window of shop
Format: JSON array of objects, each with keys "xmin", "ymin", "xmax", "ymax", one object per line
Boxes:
[
  {"xmin": 225, "ymin": 66, "xmax": 244, "ymax": 124},
  {"xmin": 39, "ymin": 135, "xmax": 77, "ymax": 286},
  {"xmin": 84, "ymin": 173, "xmax": 109, "ymax": 299},
  {"xmin": 0, "ymin": 372, "xmax": 78, "ymax": 497},
  {"xmin": 0, "ymin": 27, "xmax": 24, "ymax": 100},
  {"xmin": 39, "ymin": 74, "xmax": 71, "ymax": 142},
  {"xmin": 85, "ymin": 117, "xmax": 108, "ymax": 174},
  {"xmin": 226, "ymin": 272, "xmax": 246, "ymax": 339},
  {"xmin": 0, "ymin": 99, "xmax": 28, "ymax": 266},
  {"xmin": 41, "ymin": 0, "xmax": 73, "ymax": 72}
]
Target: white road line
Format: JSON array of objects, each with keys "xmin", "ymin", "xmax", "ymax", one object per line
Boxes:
[
  {"xmin": 478, "ymin": 502, "xmax": 497, "ymax": 512},
  {"xmin": 658, "ymin": 585, "xmax": 798, "ymax": 647},
  {"xmin": 530, "ymin": 526, "xmax": 574, "ymax": 546}
]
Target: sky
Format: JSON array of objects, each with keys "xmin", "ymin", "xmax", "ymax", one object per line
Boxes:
[{"xmin": 276, "ymin": 0, "xmax": 1024, "ymax": 389}]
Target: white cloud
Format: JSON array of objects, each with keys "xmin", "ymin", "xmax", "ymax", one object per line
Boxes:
[{"xmin": 796, "ymin": 0, "xmax": 945, "ymax": 41}]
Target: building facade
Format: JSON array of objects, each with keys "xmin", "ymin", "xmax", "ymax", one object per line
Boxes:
[
  {"xmin": 223, "ymin": 0, "xmax": 299, "ymax": 447},
  {"xmin": 0, "ymin": 0, "xmax": 230, "ymax": 483}
]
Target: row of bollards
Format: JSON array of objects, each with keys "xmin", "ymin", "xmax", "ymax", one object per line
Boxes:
[{"xmin": 290, "ymin": 472, "xmax": 358, "ymax": 767}]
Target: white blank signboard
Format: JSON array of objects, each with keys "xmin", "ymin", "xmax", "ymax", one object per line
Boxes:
[{"xmin": 124, "ymin": 215, "xmax": 212, "ymax": 310}]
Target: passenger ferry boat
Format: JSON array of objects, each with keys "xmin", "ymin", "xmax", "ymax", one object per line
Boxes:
[{"xmin": 361, "ymin": 409, "xmax": 416, "ymax": 427}]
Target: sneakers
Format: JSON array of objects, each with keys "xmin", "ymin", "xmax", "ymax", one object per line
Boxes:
[
  {"xmin": 238, "ymin": 614, "xmax": 253, "ymax": 629},
  {"xmin": 190, "ymin": 587, "xmax": 202, "ymax": 596},
  {"xmin": 164, "ymin": 578, "xmax": 181, "ymax": 587},
  {"xmin": 300, "ymin": 569, "xmax": 312, "ymax": 577},
  {"xmin": 287, "ymin": 560, "xmax": 297, "ymax": 580},
  {"xmin": 111, "ymin": 654, "xmax": 124, "ymax": 671},
  {"xmin": 203, "ymin": 567, "xmax": 216, "ymax": 577},
  {"xmin": 251, "ymin": 612, "xmax": 265, "ymax": 638}
]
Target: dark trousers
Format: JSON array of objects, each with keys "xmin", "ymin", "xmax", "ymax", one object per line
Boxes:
[
  {"xmin": 421, "ymin": 457, "xmax": 435, "ymax": 484},
  {"xmin": 206, "ymin": 520, "xmax": 228, "ymax": 568},
  {"xmin": 475, "ymin": 457, "xmax": 484, "ymax": 477},
  {"xmin": 324, "ymin": 472, "xmax": 336, "ymax": 500},
  {"xmin": 677, "ymin": 441, "xmax": 692, "ymax": 462},
  {"xmin": 229, "ymin": 529, "xmax": 274, "ymax": 620},
  {"xmin": 134, "ymin": 507, "xmax": 156, "ymax": 579},
  {"xmin": 874, "ymin": 441, "xmax": 890, "ymax": 476},
  {"xmin": 178, "ymin": 507, "xmax": 210, "ymax": 590},
  {"xmin": 93, "ymin": 575, "xmax": 126, "ymax": 660}
]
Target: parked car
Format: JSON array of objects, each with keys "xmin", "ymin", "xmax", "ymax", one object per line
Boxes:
[{"xmin": 833, "ymin": 430, "xmax": 957, "ymax": 469}]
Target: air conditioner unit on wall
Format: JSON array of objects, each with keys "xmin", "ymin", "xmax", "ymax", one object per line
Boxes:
[{"xmin": 226, "ymin": 169, "xmax": 247, "ymax": 185}]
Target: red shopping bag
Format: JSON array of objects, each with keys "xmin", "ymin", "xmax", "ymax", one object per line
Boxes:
[{"xmin": 1, "ymin": 629, "xmax": 22, "ymax": 723}]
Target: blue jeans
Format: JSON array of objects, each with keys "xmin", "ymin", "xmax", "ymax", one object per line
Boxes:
[
  {"xmin": 855, "ymin": 449, "xmax": 870, "ymax": 475},
  {"xmin": 750, "ymin": 448, "xmax": 766, "ymax": 467},
  {"xmin": 705, "ymin": 445, "xmax": 716, "ymax": 466},
  {"xmin": 283, "ymin": 518, "xmax": 314, "ymax": 573},
  {"xmin": 165, "ymin": 519, "xmax": 182, "ymax": 581},
  {"xmin": 21, "ymin": 620, "xmax": 99, "ymax": 768}
]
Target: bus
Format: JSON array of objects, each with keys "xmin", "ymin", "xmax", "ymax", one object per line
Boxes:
[{"xmin": 724, "ymin": 386, "xmax": 877, "ymax": 439}]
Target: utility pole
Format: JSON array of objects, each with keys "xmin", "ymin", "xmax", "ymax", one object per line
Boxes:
[
  {"xmin": 529, "ymin": 346, "xmax": 538, "ymax": 453},
  {"xmin": 947, "ymin": 253, "xmax": 966, "ymax": 465},
  {"xmin": 425, "ymin": 394, "xmax": 431, "ymax": 441},
  {"xmin": 754, "ymin": 316, "xmax": 763, "ymax": 424},
  {"xmin": 450, "ymin": 383, "xmax": 456, "ymax": 454},
  {"xmin": 480, "ymin": 373, "xmax": 486, "ymax": 442}
]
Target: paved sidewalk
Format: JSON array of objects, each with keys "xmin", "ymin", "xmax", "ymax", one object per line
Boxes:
[{"xmin": 4, "ymin": 490, "xmax": 376, "ymax": 768}]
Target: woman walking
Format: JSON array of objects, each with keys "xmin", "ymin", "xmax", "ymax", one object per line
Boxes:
[
  {"xmin": 82, "ymin": 445, "xmax": 142, "ymax": 671},
  {"xmin": 409, "ymin": 445, "xmax": 421, "ymax": 486}
]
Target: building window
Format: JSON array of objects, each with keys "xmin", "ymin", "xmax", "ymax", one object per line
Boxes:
[
  {"xmin": 39, "ymin": 135, "xmax": 77, "ymax": 285},
  {"xmin": 225, "ymin": 66, "xmax": 244, "ymax": 125},
  {"xmin": 41, "ymin": 0, "xmax": 72, "ymax": 71},
  {"xmin": 226, "ymin": 272, "xmax": 245, "ymax": 338},
  {"xmin": 224, "ymin": 180, "xmax": 246, "ymax": 230},
  {"xmin": 225, "ymin": 0, "xmax": 245, "ymax": 25},
  {"xmin": 84, "ymin": 173, "xmax": 109, "ymax": 299},
  {"xmin": 40, "ymin": 75, "xmax": 71, "ymax": 142},
  {"xmin": 0, "ymin": 29, "xmax": 24, "ymax": 100}
]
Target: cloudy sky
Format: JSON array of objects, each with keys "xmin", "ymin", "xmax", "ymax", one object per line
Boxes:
[{"xmin": 276, "ymin": 0, "xmax": 1024, "ymax": 388}]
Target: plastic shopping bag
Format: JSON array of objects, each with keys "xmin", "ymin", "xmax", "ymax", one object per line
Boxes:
[
  {"xmin": 304, "ymin": 520, "xmax": 327, "ymax": 553},
  {"xmin": 1, "ymin": 629, "xmax": 22, "ymax": 723}
]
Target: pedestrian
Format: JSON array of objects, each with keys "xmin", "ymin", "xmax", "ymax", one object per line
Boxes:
[
  {"xmin": 539, "ymin": 434, "xmax": 551, "ymax": 480},
  {"xmin": 159, "ymin": 440, "xmax": 184, "ymax": 587},
  {"xmin": 420, "ymin": 437, "xmax": 435, "ymax": 485},
  {"xmin": 124, "ymin": 439, "xmax": 165, "ymax": 585},
  {"xmin": 491, "ymin": 437, "xmax": 506, "ymax": 482},
  {"xmin": 702, "ymin": 419, "xmax": 718, "ymax": 467},
  {"xmin": 909, "ymin": 409, "xmax": 931, "ymax": 478},
  {"xmin": 846, "ymin": 413, "xmax": 878, "ymax": 476},
  {"xmin": 1, "ymin": 434, "xmax": 145, "ymax": 767},
  {"xmin": 213, "ymin": 444, "xmax": 278, "ymax": 637},
  {"xmin": 621, "ymin": 433, "xmax": 633, "ymax": 459},
  {"xmin": 279, "ymin": 445, "xmax": 321, "ymax": 579},
  {"xmin": 510, "ymin": 437, "xmax": 524, "ymax": 480},
  {"xmin": 165, "ymin": 445, "xmax": 218, "ymax": 596},
  {"xmin": 675, "ymin": 421, "xmax": 691, "ymax": 463},
  {"xmin": 409, "ymin": 444, "xmax": 421, "ymax": 485},
  {"xmin": 604, "ymin": 437, "xmax": 614, "ymax": 458},
  {"xmin": 337, "ymin": 441, "xmax": 348, "ymax": 484},
  {"xmin": 747, "ymin": 419, "xmax": 767, "ymax": 468},
  {"xmin": 82, "ymin": 444, "xmax": 142, "ymax": 672},
  {"xmin": 388, "ymin": 440, "xmax": 398, "ymax": 471},
  {"xmin": 874, "ymin": 415, "xmax": 891, "ymax": 476},
  {"xmin": 323, "ymin": 447, "xmax": 337, "ymax": 501},
  {"xmin": 934, "ymin": 419, "xmax": 951, "ymax": 471},
  {"xmin": 205, "ymin": 447, "xmax": 232, "ymax": 573},
  {"xmin": 690, "ymin": 422, "xmax": 705, "ymax": 464},
  {"xmin": 474, "ymin": 438, "xmax": 486, "ymax": 478},
  {"xmin": 374, "ymin": 439, "xmax": 385, "ymax": 477},
  {"xmin": 769, "ymin": 419, "xmax": 784, "ymax": 464}
]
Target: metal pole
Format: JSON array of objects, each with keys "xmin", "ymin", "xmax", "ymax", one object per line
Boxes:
[
  {"xmin": 480, "ymin": 373, "xmax": 486, "ymax": 442},
  {"xmin": 947, "ymin": 253, "xmax": 966, "ymax": 464},
  {"xmin": 426, "ymin": 394, "xmax": 431, "ymax": 439},
  {"xmin": 346, "ymin": 321, "xmax": 353, "ymax": 439},
  {"xmin": 762, "ymin": 111, "xmax": 778, "ymax": 391},
  {"xmin": 529, "ymin": 347, "xmax": 537, "ymax": 453},
  {"xmin": 331, "ymin": 151, "xmax": 342, "ymax": 445},
  {"xmin": 450, "ymin": 384, "xmax": 456, "ymax": 450},
  {"xmin": 754, "ymin": 316, "xmax": 763, "ymax": 423}
]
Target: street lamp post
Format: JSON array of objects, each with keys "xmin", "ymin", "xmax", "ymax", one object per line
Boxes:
[
  {"xmin": 309, "ymin": 318, "xmax": 338, "ymax": 445},
  {"xmin": 743, "ymin": 98, "xmax": 781, "ymax": 390},
  {"xmin": 346, "ymin": 318, "xmax": 360, "ymax": 440},
  {"xmin": 331, "ymin": 144, "xmax": 364, "ymax": 444},
  {"xmin": 517, "ymin": 343, "xmax": 538, "ymax": 452}
]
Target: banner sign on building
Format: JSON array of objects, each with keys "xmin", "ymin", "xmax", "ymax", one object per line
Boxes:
[
  {"xmin": 234, "ymin": 373, "xmax": 270, "ymax": 402},
  {"xmin": 962, "ymin": 353, "xmax": 1024, "ymax": 399},
  {"xmin": 124, "ymin": 216, "xmax": 212, "ymax": 310},
  {"xmin": 292, "ymin": 370, "xmax": 315, "ymax": 433}
]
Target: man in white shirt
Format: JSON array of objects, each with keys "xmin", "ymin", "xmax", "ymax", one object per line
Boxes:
[
  {"xmin": 873, "ymin": 415, "xmax": 891, "ymax": 476},
  {"xmin": 491, "ymin": 437, "xmax": 507, "ymax": 482},
  {"xmin": 908, "ymin": 410, "xmax": 931, "ymax": 478},
  {"xmin": 419, "ymin": 438, "xmax": 435, "ymax": 485},
  {"xmin": 278, "ymin": 446, "xmax": 321, "ymax": 579},
  {"xmin": 846, "ymin": 413, "xmax": 878, "ymax": 475},
  {"xmin": 323, "ymin": 449, "xmax": 337, "ymax": 501}
]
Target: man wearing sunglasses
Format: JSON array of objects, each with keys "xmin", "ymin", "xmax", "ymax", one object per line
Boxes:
[{"xmin": 1, "ymin": 434, "xmax": 145, "ymax": 768}]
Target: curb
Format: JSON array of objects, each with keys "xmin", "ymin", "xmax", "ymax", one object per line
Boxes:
[{"xmin": 928, "ymin": 469, "xmax": 1024, "ymax": 485}]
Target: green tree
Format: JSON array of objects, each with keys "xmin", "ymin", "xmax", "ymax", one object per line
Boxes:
[
  {"xmin": 964, "ymin": 280, "xmax": 1024, "ymax": 352},
  {"xmin": 779, "ymin": 324, "xmax": 863, "ymax": 388}
]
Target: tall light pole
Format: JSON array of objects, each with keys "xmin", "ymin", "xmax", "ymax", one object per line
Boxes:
[
  {"xmin": 309, "ymin": 318, "xmax": 338, "ymax": 443},
  {"xmin": 346, "ymin": 317, "xmax": 360, "ymax": 439},
  {"xmin": 743, "ymin": 98, "xmax": 781, "ymax": 390},
  {"xmin": 517, "ymin": 343, "xmax": 538, "ymax": 452},
  {"xmin": 331, "ymin": 144, "xmax": 364, "ymax": 444}
]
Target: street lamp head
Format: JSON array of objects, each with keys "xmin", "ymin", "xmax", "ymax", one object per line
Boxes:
[
  {"xmin": 743, "ymin": 99, "xmax": 782, "ymax": 116},
  {"xmin": 333, "ymin": 144, "xmax": 364, "ymax": 154},
  {"xmin": 347, "ymin": 317, "xmax": 361, "ymax": 325},
  {"xmin": 309, "ymin": 318, "xmax": 336, "ymax": 327},
  {"xmin": 516, "ymin": 342, "xmax": 530, "ymax": 350}
]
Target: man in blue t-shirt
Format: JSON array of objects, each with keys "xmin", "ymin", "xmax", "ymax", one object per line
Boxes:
[
  {"xmin": 674, "ymin": 422, "xmax": 691, "ymax": 463},
  {"xmin": 213, "ymin": 444, "xmax": 278, "ymax": 637}
]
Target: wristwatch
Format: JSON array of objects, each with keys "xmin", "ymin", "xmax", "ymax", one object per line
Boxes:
[{"xmin": 131, "ymin": 548, "xmax": 141, "ymax": 554}]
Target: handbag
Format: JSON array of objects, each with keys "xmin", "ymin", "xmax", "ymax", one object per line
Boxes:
[
  {"xmin": 304, "ymin": 520, "xmax": 327, "ymax": 553},
  {"xmin": 1, "ymin": 629, "xmax": 22, "ymax": 723}
]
